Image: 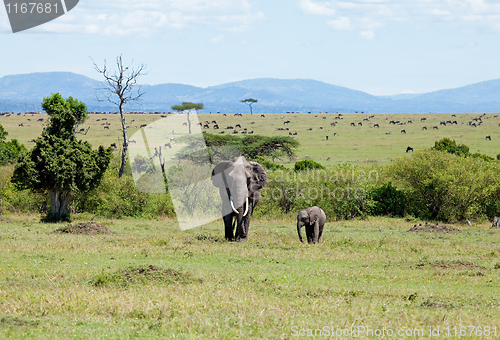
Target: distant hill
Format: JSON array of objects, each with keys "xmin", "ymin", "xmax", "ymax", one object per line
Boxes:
[{"xmin": 0, "ymin": 72, "xmax": 499, "ymax": 113}]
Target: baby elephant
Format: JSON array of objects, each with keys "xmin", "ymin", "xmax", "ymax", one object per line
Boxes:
[{"xmin": 297, "ymin": 206, "xmax": 326, "ymax": 244}]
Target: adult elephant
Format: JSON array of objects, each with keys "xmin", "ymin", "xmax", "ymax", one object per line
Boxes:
[
  {"xmin": 211, "ymin": 156, "xmax": 268, "ymax": 242},
  {"xmin": 297, "ymin": 206, "xmax": 326, "ymax": 244}
]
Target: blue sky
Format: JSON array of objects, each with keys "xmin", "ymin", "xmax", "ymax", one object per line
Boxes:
[{"xmin": 1, "ymin": 0, "xmax": 499, "ymax": 95}]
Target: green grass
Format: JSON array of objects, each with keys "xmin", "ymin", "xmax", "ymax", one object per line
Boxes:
[
  {"xmin": 1, "ymin": 112, "xmax": 499, "ymax": 165},
  {"xmin": 1, "ymin": 214, "xmax": 500, "ymax": 338}
]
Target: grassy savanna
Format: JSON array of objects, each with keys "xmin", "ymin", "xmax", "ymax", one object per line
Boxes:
[
  {"xmin": 1, "ymin": 112, "xmax": 499, "ymax": 165},
  {"xmin": 1, "ymin": 215, "xmax": 500, "ymax": 339}
]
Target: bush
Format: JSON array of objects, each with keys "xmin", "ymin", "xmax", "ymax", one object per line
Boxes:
[
  {"xmin": 294, "ymin": 160, "xmax": 325, "ymax": 171},
  {"xmin": 368, "ymin": 182, "xmax": 406, "ymax": 217},
  {"xmin": 252, "ymin": 156, "xmax": 288, "ymax": 171},
  {"xmin": 384, "ymin": 150, "xmax": 500, "ymax": 221}
]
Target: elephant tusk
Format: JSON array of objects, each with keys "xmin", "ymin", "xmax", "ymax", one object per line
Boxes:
[
  {"xmin": 242, "ymin": 197, "xmax": 249, "ymax": 217},
  {"xmin": 230, "ymin": 197, "xmax": 239, "ymax": 214}
]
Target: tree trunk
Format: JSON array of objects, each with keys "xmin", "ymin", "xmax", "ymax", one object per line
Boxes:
[
  {"xmin": 48, "ymin": 190, "xmax": 71, "ymax": 220},
  {"xmin": 187, "ymin": 111, "xmax": 192, "ymax": 134},
  {"xmin": 119, "ymin": 102, "xmax": 128, "ymax": 178}
]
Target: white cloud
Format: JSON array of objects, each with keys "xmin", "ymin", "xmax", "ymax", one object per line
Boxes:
[
  {"xmin": 299, "ymin": 0, "xmax": 336, "ymax": 16},
  {"xmin": 359, "ymin": 30, "xmax": 375, "ymax": 39},
  {"xmin": 326, "ymin": 17, "xmax": 351, "ymax": 30},
  {"xmin": 300, "ymin": 0, "xmax": 500, "ymax": 36},
  {"xmin": 210, "ymin": 35, "xmax": 225, "ymax": 44},
  {"xmin": 24, "ymin": 0, "xmax": 262, "ymax": 36}
]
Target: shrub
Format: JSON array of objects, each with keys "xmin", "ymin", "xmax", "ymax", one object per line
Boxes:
[
  {"xmin": 384, "ymin": 150, "xmax": 500, "ymax": 221},
  {"xmin": 253, "ymin": 156, "xmax": 287, "ymax": 171},
  {"xmin": 294, "ymin": 160, "xmax": 325, "ymax": 171},
  {"xmin": 368, "ymin": 182, "xmax": 406, "ymax": 217}
]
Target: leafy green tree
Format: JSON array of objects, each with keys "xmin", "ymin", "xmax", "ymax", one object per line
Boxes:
[
  {"xmin": 171, "ymin": 102, "xmax": 204, "ymax": 134},
  {"xmin": 432, "ymin": 138, "xmax": 469, "ymax": 157},
  {"xmin": 0, "ymin": 124, "xmax": 26, "ymax": 165},
  {"xmin": 240, "ymin": 98, "xmax": 258, "ymax": 114},
  {"xmin": 12, "ymin": 93, "xmax": 112, "ymax": 221}
]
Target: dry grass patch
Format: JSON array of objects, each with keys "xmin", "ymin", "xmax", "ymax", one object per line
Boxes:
[{"xmin": 53, "ymin": 221, "xmax": 111, "ymax": 234}]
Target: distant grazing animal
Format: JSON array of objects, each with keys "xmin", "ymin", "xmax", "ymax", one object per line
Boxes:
[
  {"xmin": 452, "ymin": 114, "xmax": 456, "ymax": 117},
  {"xmin": 330, "ymin": 122, "xmax": 336, "ymax": 126},
  {"xmin": 110, "ymin": 143, "xmax": 117, "ymax": 148},
  {"xmin": 358, "ymin": 122, "xmax": 362, "ymax": 126},
  {"xmin": 212, "ymin": 120, "xmax": 217, "ymax": 124},
  {"xmin": 323, "ymin": 116, "xmax": 326, "ymax": 119},
  {"xmin": 292, "ymin": 132, "xmax": 297, "ymax": 135},
  {"xmin": 235, "ymin": 124, "xmax": 241, "ymax": 128},
  {"xmin": 140, "ymin": 124, "xmax": 147, "ymax": 128},
  {"xmin": 18, "ymin": 123, "xmax": 24, "ymax": 127},
  {"xmin": 226, "ymin": 126, "xmax": 233, "ymax": 129},
  {"xmin": 350, "ymin": 122, "xmax": 356, "ymax": 127},
  {"xmin": 406, "ymin": 146, "xmax": 414, "ymax": 153},
  {"xmin": 164, "ymin": 143, "xmax": 172, "ymax": 148},
  {"xmin": 433, "ymin": 126, "xmax": 438, "ymax": 129},
  {"xmin": 373, "ymin": 124, "xmax": 379, "ymax": 128},
  {"xmin": 440, "ymin": 121, "xmax": 447, "ymax": 126},
  {"xmin": 407, "ymin": 119, "xmax": 413, "ymax": 124},
  {"xmin": 213, "ymin": 124, "xmax": 219, "ymax": 129},
  {"xmin": 421, "ymin": 118, "xmax": 427, "ymax": 121},
  {"xmin": 233, "ymin": 130, "xmax": 239, "ymax": 134},
  {"xmin": 326, "ymin": 135, "xmax": 329, "ymax": 141},
  {"xmin": 219, "ymin": 131, "xmax": 225, "ymax": 134},
  {"xmin": 307, "ymin": 128, "xmax": 313, "ymax": 131},
  {"xmin": 104, "ymin": 126, "xmax": 109, "ymax": 129},
  {"xmin": 37, "ymin": 118, "xmax": 44, "ymax": 122},
  {"xmin": 401, "ymin": 130, "xmax": 406, "ymax": 134},
  {"xmin": 203, "ymin": 124, "xmax": 209, "ymax": 128},
  {"xmin": 422, "ymin": 126, "xmax": 427, "ymax": 130},
  {"xmin": 223, "ymin": 114, "xmax": 227, "ymax": 116},
  {"xmin": 283, "ymin": 120, "xmax": 291, "ymax": 124},
  {"xmin": 386, "ymin": 132, "xmax": 392, "ymax": 135},
  {"xmin": 248, "ymin": 131, "xmax": 254, "ymax": 134},
  {"xmin": 333, "ymin": 133, "xmax": 338, "ymax": 136},
  {"xmin": 326, "ymin": 157, "xmax": 331, "ymax": 161},
  {"xmin": 486, "ymin": 135, "xmax": 491, "ymax": 140},
  {"xmin": 261, "ymin": 114, "xmax": 265, "ymax": 118}
]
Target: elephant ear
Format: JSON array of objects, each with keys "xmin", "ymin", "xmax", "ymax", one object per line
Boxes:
[
  {"xmin": 211, "ymin": 161, "xmax": 232, "ymax": 188},
  {"xmin": 248, "ymin": 161, "xmax": 268, "ymax": 192}
]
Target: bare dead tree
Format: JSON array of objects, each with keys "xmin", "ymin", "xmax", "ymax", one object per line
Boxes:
[{"xmin": 92, "ymin": 55, "xmax": 147, "ymax": 178}]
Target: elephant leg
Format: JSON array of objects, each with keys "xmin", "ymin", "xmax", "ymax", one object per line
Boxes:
[
  {"xmin": 318, "ymin": 225, "xmax": 324, "ymax": 243},
  {"xmin": 313, "ymin": 220, "xmax": 320, "ymax": 244},
  {"xmin": 235, "ymin": 198, "xmax": 254, "ymax": 242},
  {"xmin": 306, "ymin": 226, "xmax": 313, "ymax": 244},
  {"xmin": 223, "ymin": 214, "xmax": 235, "ymax": 241}
]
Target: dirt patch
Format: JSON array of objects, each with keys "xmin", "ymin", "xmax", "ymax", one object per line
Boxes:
[
  {"xmin": 54, "ymin": 222, "xmax": 111, "ymax": 235},
  {"xmin": 90, "ymin": 265, "xmax": 200, "ymax": 287},
  {"xmin": 408, "ymin": 223, "xmax": 460, "ymax": 233}
]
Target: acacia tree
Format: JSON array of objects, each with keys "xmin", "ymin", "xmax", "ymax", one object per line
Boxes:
[
  {"xmin": 240, "ymin": 98, "xmax": 258, "ymax": 114},
  {"xmin": 12, "ymin": 93, "xmax": 112, "ymax": 221},
  {"xmin": 93, "ymin": 55, "xmax": 147, "ymax": 177},
  {"xmin": 171, "ymin": 102, "xmax": 204, "ymax": 134}
]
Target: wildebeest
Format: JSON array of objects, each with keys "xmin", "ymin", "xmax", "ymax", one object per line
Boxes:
[
  {"xmin": 104, "ymin": 126, "xmax": 109, "ymax": 129},
  {"xmin": 350, "ymin": 122, "xmax": 356, "ymax": 127},
  {"xmin": 203, "ymin": 124, "xmax": 209, "ymax": 128},
  {"xmin": 373, "ymin": 123, "xmax": 379, "ymax": 128},
  {"xmin": 326, "ymin": 135, "xmax": 329, "ymax": 140},
  {"xmin": 330, "ymin": 122, "xmax": 336, "ymax": 126},
  {"xmin": 486, "ymin": 135, "xmax": 492, "ymax": 140},
  {"xmin": 235, "ymin": 124, "xmax": 242, "ymax": 128},
  {"xmin": 307, "ymin": 128, "xmax": 313, "ymax": 131},
  {"xmin": 406, "ymin": 146, "xmax": 414, "ymax": 153},
  {"xmin": 213, "ymin": 124, "xmax": 219, "ymax": 129},
  {"xmin": 433, "ymin": 126, "xmax": 438, "ymax": 129},
  {"xmin": 261, "ymin": 114, "xmax": 265, "ymax": 117},
  {"xmin": 422, "ymin": 126, "xmax": 427, "ymax": 130},
  {"xmin": 440, "ymin": 121, "xmax": 447, "ymax": 126},
  {"xmin": 386, "ymin": 132, "xmax": 392, "ymax": 135},
  {"xmin": 326, "ymin": 157, "xmax": 331, "ymax": 160},
  {"xmin": 358, "ymin": 122, "xmax": 362, "ymax": 126},
  {"xmin": 164, "ymin": 143, "xmax": 172, "ymax": 148},
  {"xmin": 140, "ymin": 124, "xmax": 147, "ymax": 128},
  {"xmin": 110, "ymin": 143, "xmax": 117, "ymax": 148},
  {"xmin": 226, "ymin": 126, "xmax": 233, "ymax": 129},
  {"xmin": 401, "ymin": 130, "xmax": 406, "ymax": 134},
  {"xmin": 283, "ymin": 120, "xmax": 291, "ymax": 124},
  {"xmin": 421, "ymin": 117, "xmax": 427, "ymax": 121}
]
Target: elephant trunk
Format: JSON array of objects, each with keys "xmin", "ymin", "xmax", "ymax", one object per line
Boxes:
[{"xmin": 297, "ymin": 223, "xmax": 304, "ymax": 242}]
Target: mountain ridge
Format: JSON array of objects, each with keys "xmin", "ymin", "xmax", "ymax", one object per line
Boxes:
[{"xmin": 0, "ymin": 72, "xmax": 499, "ymax": 113}]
